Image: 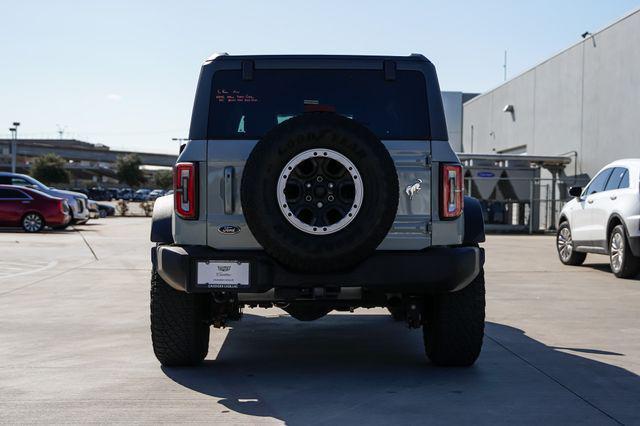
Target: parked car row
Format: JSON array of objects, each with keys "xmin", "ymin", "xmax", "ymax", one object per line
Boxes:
[
  {"xmin": 116, "ymin": 188, "xmax": 169, "ymax": 201},
  {"xmin": 134, "ymin": 188, "xmax": 168, "ymax": 201},
  {"xmin": 0, "ymin": 173, "xmax": 114, "ymax": 232},
  {"xmin": 70, "ymin": 186, "xmax": 170, "ymax": 202},
  {"xmin": 0, "ymin": 172, "xmax": 90, "ymax": 224}
]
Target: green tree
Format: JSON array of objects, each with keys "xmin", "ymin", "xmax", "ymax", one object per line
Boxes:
[
  {"xmin": 153, "ymin": 169, "xmax": 173, "ymax": 190},
  {"xmin": 30, "ymin": 153, "xmax": 69, "ymax": 185},
  {"xmin": 116, "ymin": 154, "xmax": 145, "ymax": 187}
]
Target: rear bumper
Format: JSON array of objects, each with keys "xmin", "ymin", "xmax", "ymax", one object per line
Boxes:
[
  {"xmin": 152, "ymin": 245, "xmax": 484, "ymax": 295},
  {"xmin": 47, "ymin": 212, "xmax": 71, "ymax": 226}
]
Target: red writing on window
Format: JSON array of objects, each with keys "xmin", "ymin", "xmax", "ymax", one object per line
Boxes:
[{"xmin": 216, "ymin": 89, "xmax": 258, "ymax": 103}]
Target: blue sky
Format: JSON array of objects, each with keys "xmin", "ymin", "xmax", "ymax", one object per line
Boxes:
[{"xmin": 1, "ymin": 1, "xmax": 638, "ymax": 154}]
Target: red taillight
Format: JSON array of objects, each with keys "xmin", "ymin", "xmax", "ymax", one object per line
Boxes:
[
  {"xmin": 441, "ymin": 163, "xmax": 463, "ymax": 219},
  {"xmin": 174, "ymin": 162, "xmax": 198, "ymax": 219}
]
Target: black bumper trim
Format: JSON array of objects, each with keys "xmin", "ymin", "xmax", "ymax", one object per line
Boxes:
[{"xmin": 154, "ymin": 245, "xmax": 484, "ymax": 295}]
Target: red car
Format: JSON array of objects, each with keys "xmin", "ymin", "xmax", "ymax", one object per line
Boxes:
[{"xmin": 0, "ymin": 185, "xmax": 71, "ymax": 232}]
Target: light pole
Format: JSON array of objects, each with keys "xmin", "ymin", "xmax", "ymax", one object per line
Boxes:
[
  {"xmin": 57, "ymin": 124, "xmax": 67, "ymax": 139},
  {"xmin": 9, "ymin": 122, "xmax": 20, "ymax": 173},
  {"xmin": 172, "ymin": 137, "xmax": 189, "ymax": 153}
]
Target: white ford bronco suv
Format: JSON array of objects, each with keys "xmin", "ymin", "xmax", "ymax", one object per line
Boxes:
[{"xmin": 150, "ymin": 54, "xmax": 486, "ymax": 367}]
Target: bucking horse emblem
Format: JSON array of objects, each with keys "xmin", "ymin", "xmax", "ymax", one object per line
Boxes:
[{"xmin": 405, "ymin": 178, "xmax": 422, "ymax": 200}]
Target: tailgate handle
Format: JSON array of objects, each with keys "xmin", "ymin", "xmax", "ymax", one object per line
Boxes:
[{"xmin": 223, "ymin": 166, "xmax": 234, "ymax": 214}]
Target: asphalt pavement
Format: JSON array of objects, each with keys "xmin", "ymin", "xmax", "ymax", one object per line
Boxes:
[{"xmin": 0, "ymin": 219, "xmax": 638, "ymax": 424}]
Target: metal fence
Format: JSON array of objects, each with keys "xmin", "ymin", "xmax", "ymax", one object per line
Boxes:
[{"xmin": 463, "ymin": 176, "xmax": 574, "ymax": 233}]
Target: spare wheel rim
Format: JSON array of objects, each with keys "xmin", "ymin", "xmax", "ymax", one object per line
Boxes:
[{"xmin": 277, "ymin": 148, "xmax": 364, "ymax": 235}]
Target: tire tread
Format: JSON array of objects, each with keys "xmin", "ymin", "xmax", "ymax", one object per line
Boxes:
[
  {"xmin": 150, "ymin": 270, "xmax": 210, "ymax": 366},
  {"xmin": 423, "ymin": 268, "xmax": 485, "ymax": 367},
  {"xmin": 611, "ymin": 225, "xmax": 640, "ymax": 278},
  {"xmin": 557, "ymin": 222, "xmax": 587, "ymax": 266}
]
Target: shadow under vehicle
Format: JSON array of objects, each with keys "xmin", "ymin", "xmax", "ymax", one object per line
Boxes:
[{"xmin": 163, "ymin": 316, "xmax": 640, "ymax": 425}]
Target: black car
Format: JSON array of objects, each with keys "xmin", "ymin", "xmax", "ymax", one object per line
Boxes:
[
  {"xmin": 97, "ymin": 203, "xmax": 116, "ymax": 218},
  {"xmin": 106, "ymin": 188, "xmax": 119, "ymax": 200},
  {"xmin": 117, "ymin": 188, "xmax": 134, "ymax": 201},
  {"xmin": 87, "ymin": 187, "xmax": 112, "ymax": 201}
]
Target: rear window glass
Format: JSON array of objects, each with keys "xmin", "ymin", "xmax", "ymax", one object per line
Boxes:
[
  {"xmin": 208, "ymin": 69, "xmax": 429, "ymax": 140},
  {"xmin": 618, "ymin": 169, "xmax": 629, "ymax": 189},
  {"xmin": 605, "ymin": 167, "xmax": 627, "ymax": 191},
  {"xmin": 0, "ymin": 188, "xmax": 27, "ymax": 199},
  {"xmin": 0, "ymin": 176, "xmax": 31, "ymax": 186}
]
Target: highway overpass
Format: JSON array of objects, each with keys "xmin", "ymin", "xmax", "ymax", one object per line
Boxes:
[{"xmin": 0, "ymin": 139, "xmax": 177, "ymax": 169}]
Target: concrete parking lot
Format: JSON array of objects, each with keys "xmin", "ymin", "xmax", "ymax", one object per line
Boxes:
[{"xmin": 1, "ymin": 219, "xmax": 638, "ymax": 425}]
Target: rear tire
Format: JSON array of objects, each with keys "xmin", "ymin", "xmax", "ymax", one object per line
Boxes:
[
  {"xmin": 150, "ymin": 269, "xmax": 210, "ymax": 366},
  {"xmin": 609, "ymin": 224, "xmax": 640, "ymax": 278},
  {"xmin": 22, "ymin": 213, "xmax": 45, "ymax": 233},
  {"xmin": 557, "ymin": 222, "xmax": 587, "ymax": 266},
  {"xmin": 423, "ymin": 268, "xmax": 485, "ymax": 367}
]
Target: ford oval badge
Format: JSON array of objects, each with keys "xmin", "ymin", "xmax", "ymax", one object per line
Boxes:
[
  {"xmin": 477, "ymin": 171, "xmax": 495, "ymax": 178},
  {"xmin": 218, "ymin": 225, "xmax": 240, "ymax": 235}
]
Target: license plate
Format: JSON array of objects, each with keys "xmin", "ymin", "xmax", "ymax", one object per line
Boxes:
[{"xmin": 196, "ymin": 260, "xmax": 250, "ymax": 288}]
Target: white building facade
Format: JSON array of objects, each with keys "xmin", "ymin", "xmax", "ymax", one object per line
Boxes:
[{"xmin": 462, "ymin": 8, "xmax": 640, "ymax": 180}]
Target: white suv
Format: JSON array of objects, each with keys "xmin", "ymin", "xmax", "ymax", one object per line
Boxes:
[{"xmin": 557, "ymin": 159, "xmax": 640, "ymax": 278}]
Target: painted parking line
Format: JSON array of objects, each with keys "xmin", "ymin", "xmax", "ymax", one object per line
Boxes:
[
  {"xmin": 0, "ymin": 261, "xmax": 58, "ymax": 280},
  {"xmin": 0, "ymin": 261, "xmax": 50, "ymax": 268}
]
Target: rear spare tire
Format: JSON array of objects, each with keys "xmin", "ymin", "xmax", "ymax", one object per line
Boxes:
[{"xmin": 241, "ymin": 112, "xmax": 398, "ymax": 272}]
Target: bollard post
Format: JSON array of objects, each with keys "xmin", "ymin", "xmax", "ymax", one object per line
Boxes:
[
  {"xmin": 529, "ymin": 179, "xmax": 534, "ymax": 234},
  {"xmin": 549, "ymin": 170, "xmax": 558, "ymax": 230}
]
